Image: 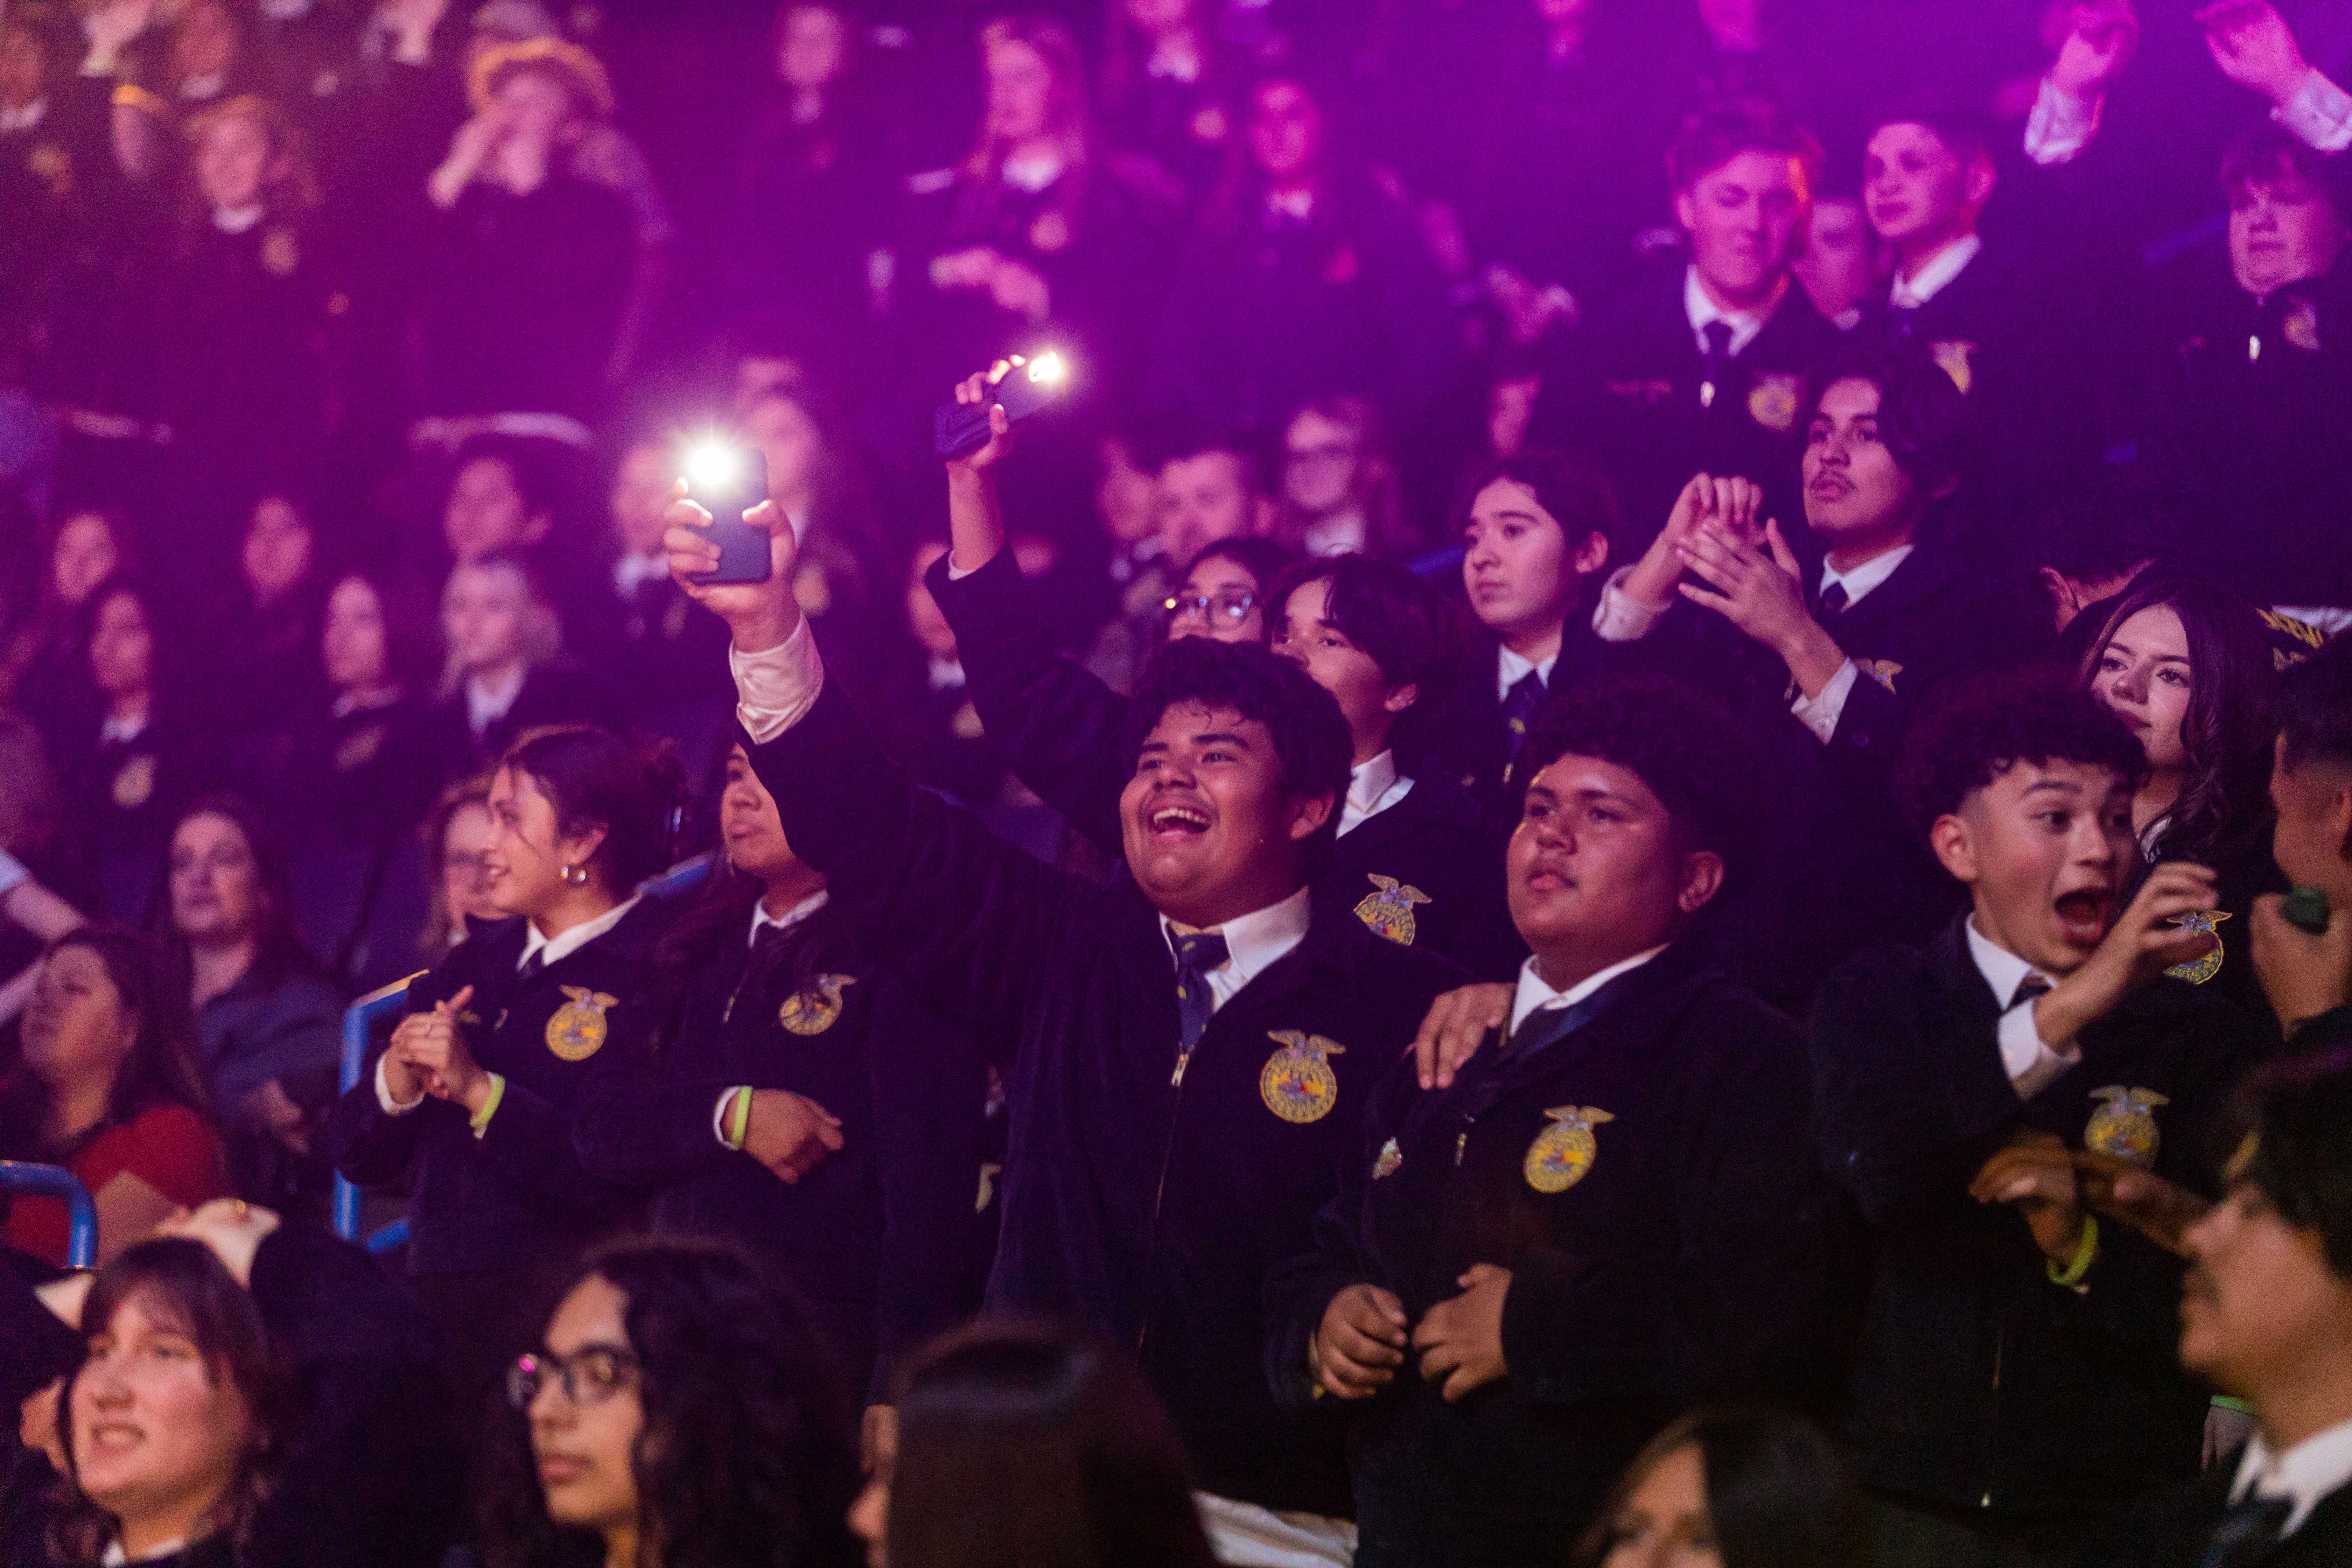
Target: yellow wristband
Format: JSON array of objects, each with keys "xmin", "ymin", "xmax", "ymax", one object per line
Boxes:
[
  {"xmin": 469, "ymin": 1073, "xmax": 507, "ymax": 1138},
  {"xmin": 723, "ymin": 1086, "xmax": 754, "ymax": 1150},
  {"xmin": 2046, "ymin": 1213, "xmax": 2099, "ymax": 1289}
]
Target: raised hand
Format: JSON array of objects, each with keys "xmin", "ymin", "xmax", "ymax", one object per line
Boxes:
[
  {"xmin": 1311, "ymin": 1283, "xmax": 1411, "ymax": 1399},
  {"xmin": 1623, "ymin": 474, "xmax": 1759, "ymax": 608},
  {"xmin": 2198, "ymin": 1, "xmax": 2313, "ymax": 105},
  {"xmin": 2051, "ymin": 1, "xmax": 2141, "ymax": 99},
  {"xmin": 2032, "ymin": 863, "xmax": 2221, "ymax": 1047},
  {"xmin": 388, "ymin": 985, "xmax": 490, "ymax": 1113},
  {"xmin": 665, "ymin": 489, "xmax": 802, "ymax": 652}
]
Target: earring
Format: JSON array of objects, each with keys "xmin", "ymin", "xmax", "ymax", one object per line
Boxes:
[{"xmin": 560, "ymin": 863, "xmax": 587, "ymax": 886}]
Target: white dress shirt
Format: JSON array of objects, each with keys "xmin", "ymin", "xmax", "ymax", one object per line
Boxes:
[
  {"xmin": 1507, "ymin": 945, "xmax": 1670, "ymax": 1036},
  {"xmin": 2023, "ymin": 76, "xmax": 2105, "ymax": 166},
  {"xmin": 464, "ymin": 666, "xmax": 526, "ymax": 737},
  {"xmin": 1889, "ymin": 234, "xmax": 1982, "ymax": 310},
  {"xmin": 732, "ymin": 620, "xmax": 826, "ymax": 744},
  {"xmin": 1787, "ymin": 544, "xmax": 1915, "ymax": 745},
  {"xmin": 1160, "ymin": 886, "xmax": 1314, "ymax": 1017},
  {"xmin": 99, "ymin": 711, "xmax": 149, "ymax": 745},
  {"xmin": 2231, "ymin": 1418, "xmax": 2352, "ymax": 1538},
  {"xmin": 0, "ymin": 98, "xmax": 47, "ymax": 134},
  {"xmin": 614, "ymin": 550, "xmax": 667, "ymax": 598},
  {"xmin": 2273, "ymin": 69, "xmax": 2352, "ymax": 154},
  {"xmin": 1965, "ymin": 917, "xmax": 2081, "ymax": 1100},
  {"xmin": 1339, "ymin": 750, "xmax": 1414, "ymax": 838},
  {"xmin": 1683, "ymin": 265, "xmax": 1782, "ymax": 359},
  {"xmin": 1496, "ymin": 644, "xmax": 1558, "ymax": 703},
  {"xmin": 213, "ymin": 203, "xmax": 264, "ymax": 234}
]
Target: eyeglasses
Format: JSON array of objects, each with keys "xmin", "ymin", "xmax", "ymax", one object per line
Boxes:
[
  {"xmin": 506, "ymin": 1344, "xmax": 639, "ymax": 1410},
  {"xmin": 1164, "ymin": 590, "xmax": 1257, "ymax": 626}
]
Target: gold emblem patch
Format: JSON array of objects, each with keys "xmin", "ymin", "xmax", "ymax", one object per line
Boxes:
[
  {"xmin": 1856, "ymin": 659, "xmax": 1904, "ymax": 694},
  {"xmin": 1260, "ymin": 1031, "xmax": 1346, "ymax": 1124},
  {"xmin": 1929, "ymin": 339, "xmax": 1977, "ymax": 395},
  {"xmin": 546, "ymin": 987, "xmax": 618, "ymax": 1062},
  {"xmin": 1353, "ymin": 874, "xmax": 1433, "ymax": 945},
  {"xmin": 111, "ymin": 754, "xmax": 156, "ymax": 810},
  {"xmin": 1372, "ymin": 1137, "xmax": 1403, "ymax": 1180},
  {"xmin": 780, "ymin": 974, "xmax": 857, "ymax": 1036},
  {"xmin": 2164, "ymin": 909, "xmax": 2231, "ymax": 985},
  {"xmin": 1747, "ymin": 373, "xmax": 1801, "ymax": 432},
  {"xmin": 1524, "ymin": 1105, "xmax": 1614, "ymax": 1193},
  {"xmin": 2284, "ymin": 298, "xmax": 2323, "ymax": 354},
  {"xmin": 2086, "ymin": 1085, "xmax": 2169, "ymax": 1168}
]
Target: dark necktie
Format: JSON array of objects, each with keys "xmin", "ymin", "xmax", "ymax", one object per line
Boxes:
[
  {"xmin": 1501, "ymin": 669, "xmax": 1545, "ymax": 764},
  {"xmin": 518, "ymin": 947, "xmax": 546, "ymax": 985},
  {"xmin": 1171, "ymin": 931, "xmax": 1230, "ymax": 1055},
  {"xmin": 2200, "ymin": 1493, "xmax": 2292, "ymax": 1568},
  {"xmin": 2011, "ymin": 974, "xmax": 2053, "ymax": 1010},
  {"xmin": 1817, "ymin": 581, "xmax": 1849, "ymax": 622},
  {"xmin": 1699, "ymin": 320, "xmax": 1735, "ymax": 408}
]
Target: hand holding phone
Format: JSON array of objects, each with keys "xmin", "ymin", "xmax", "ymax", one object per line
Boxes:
[
  {"xmin": 934, "ymin": 353, "xmax": 1070, "ymax": 461},
  {"xmin": 681, "ymin": 440, "xmax": 772, "ymax": 586}
]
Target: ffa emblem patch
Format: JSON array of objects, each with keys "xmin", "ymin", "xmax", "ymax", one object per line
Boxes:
[
  {"xmin": 111, "ymin": 754, "xmax": 156, "ymax": 810},
  {"xmin": 1929, "ymin": 339, "xmax": 1977, "ymax": 395},
  {"xmin": 1524, "ymin": 1105, "xmax": 1614, "ymax": 1193},
  {"xmin": 1354, "ymin": 874, "xmax": 1433, "ymax": 945},
  {"xmin": 2086, "ymin": 1085, "xmax": 2170, "ymax": 1168},
  {"xmin": 976, "ymin": 1162, "xmax": 1001, "ymax": 1214},
  {"xmin": 1856, "ymin": 659, "xmax": 1904, "ymax": 694},
  {"xmin": 1747, "ymin": 373, "xmax": 1802, "ymax": 433},
  {"xmin": 1373, "ymin": 1138, "xmax": 1403, "ymax": 1179},
  {"xmin": 546, "ymin": 987, "xmax": 618, "ymax": 1062},
  {"xmin": 2284, "ymin": 298, "xmax": 2323, "ymax": 354},
  {"xmin": 2164, "ymin": 910, "xmax": 2231, "ymax": 985},
  {"xmin": 334, "ymin": 723, "xmax": 387, "ymax": 772},
  {"xmin": 260, "ymin": 226, "xmax": 300, "ymax": 276},
  {"xmin": 780, "ymin": 974, "xmax": 857, "ymax": 1036},
  {"xmin": 1029, "ymin": 209, "xmax": 1071, "ymax": 253},
  {"xmin": 1260, "ymin": 1031, "xmax": 1345, "ymax": 1124}
]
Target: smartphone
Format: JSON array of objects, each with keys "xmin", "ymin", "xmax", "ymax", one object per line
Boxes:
[
  {"xmin": 681, "ymin": 442, "xmax": 772, "ymax": 586},
  {"xmin": 933, "ymin": 353, "xmax": 1071, "ymax": 460}
]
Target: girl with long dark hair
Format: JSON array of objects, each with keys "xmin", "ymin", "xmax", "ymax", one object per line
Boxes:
[{"xmin": 1575, "ymin": 1409, "xmax": 1869, "ymax": 1568}]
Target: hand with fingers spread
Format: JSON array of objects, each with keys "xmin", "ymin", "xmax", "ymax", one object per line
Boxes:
[
  {"xmin": 1622, "ymin": 474, "xmax": 1764, "ymax": 610},
  {"xmin": 2072, "ymin": 1149, "xmax": 2208, "ymax": 1257},
  {"xmin": 2030, "ymin": 863, "xmax": 2221, "ymax": 1049},
  {"xmin": 1675, "ymin": 519, "xmax": 1849, "ymax": 698},
  {"xmin": 1408, "ymin": 983, "xmax": 1513, "ymax": 1091},
  {"xmin": 742, "ymin": 1090, "xmax": 845, "ymax": 1184},
  {"xmin": 388, "ymin": 985, "xmax": 492, "ymax": 1114},
  {"xmin": 1969, "ymin": 1128, "xmax": 2087, "ymax": 1264},
  {"xmin": 1412, "ymin": 1264, "xmax": 1511, "ymax": 1402},
  {"xmin": 666, "ymin": 486, "xmax": 802, "ymax": 653},
  {"xmin": 2249, "ymin": 890, "xmax": 2352, "ymax": 1037},
  {"xmin": 1311, "ymin": 1283, "xmax": 1411, "ymax": 1399}
]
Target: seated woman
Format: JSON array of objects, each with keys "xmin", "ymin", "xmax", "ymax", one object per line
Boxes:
[
  {"xmin": 0, "ymin": 928, "xmax": 226, "ymax": 1265},
  {"xmin": 2, "ymin": 508, "xmax": 127, "ymax": 743},
  {"xmin": 2076, "ymin": 573, "xmax": 2283, "ymax": 1015},
  {"xmin": 854, "ymin": 1318, "xmax": 1213, "ymax": 1568},
  {"xmin": 321, "ymin": 726, "xmax": 677, "ymax": 1412},
  {"xmin": 1574, "ymin": 1408, "xmax": 1869, "ymax": 1568},
  {"xmin": 477, "ymin": 1236, "xmax": 862, "ymax": 1568},
  {"xmin": 420, "ymin": 552, "xmax": 613, "ymax": 788},
  {"xmin": 576, "ymin": 744, "xmax": 992, "ymax": 1405},
  {"xmin": 154, "ymin": 797, "xmax": 344, "ymax": 1212}
]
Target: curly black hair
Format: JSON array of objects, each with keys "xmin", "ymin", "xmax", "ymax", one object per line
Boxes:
[
  {"xmin": 1895, "ymin": 669, "xmax": 2148, "ymax": 839},
  {"xmin": 476, "ymin": 1236, "xmax": 863, "ymax": 1568},
  {"xmin": 1266, "ymin": 553, "xmax": 1464, "ymax": 766},
  {"xmin": 2242, "ymin": 1049, "xmax": 2352, "ymax": 1279},
  {"xmin": 1802, "ymin": 343, "xmax": 1976, "ymax": 503},
  {"xmin": 1514, "ymin": 676, "xmax": 1758, "ymax": 883}
]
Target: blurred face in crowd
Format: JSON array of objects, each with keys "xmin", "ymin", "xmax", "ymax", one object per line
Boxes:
[
  {"xmin": 1120, "ymin": 702, "xmax": 1327, "ymax": 923},
  {"xmin": 1676, "ymin": 149, "xmax": 1807, "ymax": 311},
  {"xmin": 526, "ymin": 1275, "xmax": 644, "ymax": 1549},
  {"xmin": 444, "ymin": 455, "xmax": 546, "ymax": 564},
  {"xmin": 1864, "ymin": 121, "xmax": 1990, "ymax": 261},
  {"xmin": 1932, "ymin": 760, "xmax": 2136, "ymax": 976},
  {"xmin": 1802, "ymin": 378, "xmax": 1921, "ymax": 567},
  {"xmin": 743, "ymin": 393, "xmax": 822, "ymax": 513},
  {"xmin": 1597, "ymin": 1441, "xmax": 1721, "ymax": 1568},
  {"xmin": 1157, "ymin": 451, "xmax": 1261, "ymax": 566},
  {"xmin": 2269, "ymin": 742, "xmax": 2352, "ymax": 899},
  {"xmin": 53, "ymin": 513, "xmax": 119, "ymax": 605},
  {"xmin": 778, "ymin": 4, "xmax": 848, "ymax": 92},
  {"xmin": 2090, "ymin": 605, "xmax": 2193, "ymax": 779},
  {"xmin": 983, "ymin": 37, "xmax": 1053, "ymax": 148},
  {"xmin": 240, "ymin": 497, "xmax": 312, "ymax": 605},
  {"xmin": 90, "ymin": 592, "xmax": 154, "ymax": 701},
  {"xmin": 1282, "ymin": 410, "xmax": 1360, "ymax": 519},
  {"xmin": 1793, "ymin": 195, "xmax": 1881, "ymax": 322},
  {"xmin": 1127, "ymin": 0, "xmax": 1193, "ymax": 35},
  {"xmin": 438, "ymin": 800, "xmax": 502, "ymax": 932},
  {"xmin": 20, "ymin": 942, "xmax": 136, "ymax": 1096},
  {"xmin": 2180, "ymin": 1176, "xmax": 2352, "ymax": 1404},
  {"xmin": 609, "ymin": 443, "xmax": 673, "ymax": 559},
  {"xmin": 441, "ymin": 562, "xmax": 534, "ymax": 677},
  {"xmin": 720, "ymin": 745, "xmax": 814, "ymax": 888},
  {"xmin": 1509, "ymin": 753, "xmax": 1718, "ymax": 980},
  {"xmin": 495, "ymin": 69, "xmax": 576, "ymax": 152},
  {"xmin": 483, "ymin": 764, "xmax": 597, "ymax": 917},
  {"xmin": 171, "ymin": 0, "xmax": 240, "ymax": 86},
  {"xmin": 170, "ymin": 812, "xmax": 264, "ymax": 948},
  {"xmin": 1168, "ymin": 553, "xmax": 1264, "ymax": 644},
  {"xmin": 1096, "ymin": 436, "xmax": 1161, "ymax": 548},
  {"xmin": 0, "ymin": 26, "xmax": 46, "ymax": 111},
  {"xmin": 1274, "ymin": 576, "xmax": 1414, "ymax": 763},
  {"xmin": 905, "ymin": 541, "xmax": 958, "ymax": 660},
  {"xmin": 1247, "ymin": 79, "xmax": 1322, "ymax": 189},
  {"xmin": 2229, "ymin": 171, "xmax": 2350, "ymax": 298},
  {"xmin": 1462, "ymin": 478, "xmax": 1605, "ymax": 650},
  {"xmin": 72, "ymin": 1291, "xmax": 252, "ymax": 1556},
  {"xmin": 322, "ymin": 576, "xmax": 391, "ymax": 694},
  {"xmin": 195, "ymin": 111, "xmax": 274, "ymax": 214}
]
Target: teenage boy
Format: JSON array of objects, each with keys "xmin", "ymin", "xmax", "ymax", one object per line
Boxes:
[
  {"xmin": 1813, "ymin": 672, "xmax": 2267, "ymax": 1564},
  {"xmin": 1265, "ymin": 677, "xmax": 1847, "ymax": 1568},
  {"xmin": 665, "ymin": 488, "xmax": 1468, "ymax": 1563},
  {"xmin": 2255, "ymin": 630, "xmax": 2352, "ymax": 1051}
]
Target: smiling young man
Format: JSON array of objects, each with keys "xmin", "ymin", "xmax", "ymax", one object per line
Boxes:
[
  {"xmin": 1265, "ymin": 677, "xmax": 1846, "ymax": 1568},
  {"xmin": 1813, "ymin": 673, "xmax": 2266, "ymax": 1564},
  {"xmin": 665, "ymin": 486, "xmax": 1466, "ymax": 1565}
]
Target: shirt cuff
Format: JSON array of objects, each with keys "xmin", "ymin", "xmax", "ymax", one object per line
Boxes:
[
  {"xmin": 1789, "ymin": 659, "xmax": 1859, "ymax": 746},
  {"xmin": 2274, "ymin": 69, "xmax": 2352, "ymax": 153},
  {"xmin": 469, "ymin": 1073, "xmax": 506, "ymax": 1139},
  {"xmin": 2023, "ymin": 76, "xmax": 2102, "ymax": 166},
  {"xmin": 1591, "ymin": 567, "xmax": 1668, "ymax": 643},
  {"xmin": 375, "ymin": 1053, "xmax": 426, "ymax": 1116},
  {"xmin": 714, "ymin": 1086, "xmax": 752, "ymax": 1149},
  {"xmin": 1999, "ymin": 1002, "xmax": 2081, "ymax": 1100},
  {"xmin": 0, "ymin": 849, "xmax": 28, "ymax": 901},
  {"xmin": 729, "ymin": 617, "xmax": 825, "ymax": 745}
]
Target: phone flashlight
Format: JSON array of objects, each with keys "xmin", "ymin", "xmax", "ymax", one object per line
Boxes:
[
  {"xmin": 681, "ymin": 438, "xmax": 772, "ymax": 586},
  {"xmin": 933, "ymin": 352, "xmax": 1072, "ymax": 460}
]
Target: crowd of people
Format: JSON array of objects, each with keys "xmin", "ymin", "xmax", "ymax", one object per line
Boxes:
[{"xmin": 5, "ymin": 0, "xmax": 2352, "ymax": 1564}]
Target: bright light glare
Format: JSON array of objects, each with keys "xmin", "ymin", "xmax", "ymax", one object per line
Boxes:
[
  {"xmin": 684, "ymin": 441, "xmax": 740, "ymax": 490},
  {"xmin": 1026, "ymin": 352, "xmax": 1067, "ymax": 385}
]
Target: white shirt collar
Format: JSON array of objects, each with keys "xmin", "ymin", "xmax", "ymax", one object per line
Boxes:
[
  {"xmin": 100, "ymin": 1538, "xmax": 189, "ymax": 1565},
  {"xmin": 101, "ymin": 712, "xmax": 149, "ymax": 744},
  {"xmin": 1965, "ymin": 915, "xmax": 2050, "ymax": 1009},
  {"xmin": 1339, "ymin": 750, "xmax": 1413, "ymax": 837},
  {"xmin": 614, "ymin": 550, "xmax": 667, "ymax": 597},
  {"xmin": 926, "ymin": 656, "xmax": 967, "ymax": 693},
  {"xmin": 1497, "ymin": 644, "xmax": 1559, "ymax": 702},
  {"xmin": 1508, "ymin": 945, "xmax": 1670, "ymax": 1036},
  {"xmin": 465, "ymin": 667, "xmax": 526, "ymax": 736},
  {"xmin": 1267, "ymin": 188, "xmax": 1316, "ymax": 222},
  {"xmin": 1890, "ymin": 233, "xmax": 1983, "ymax": 311},
  {"xmin": 1819, "ymin": 543, "xmax": 1914, "ymax": 610},
  {"xmin": 1683, "ymin": 264, "xmax": 1785, "ymax": 358},
  {"xmin": 1158, "ymin": 884, "xmax": 1314, "ymax": 1007},
  {"xmin": 521, "ymin": 895, "xmax": 643, "ymax": 973},
  {"xmin": 1000, "ymin": 147, "xmax": 1064, "ymax": 194},
  {"xmin": 213, "ymin": 203, "xmax": 265, "ymax": 234},
  {"xmin": 749, "ymin": 889, "xmax": 829, "ymax": 946},
  {"xmin": 331, "ymin": 687, "xmax": 402, "ymax": 721},
  {"xmin": 1145, "ymin": 44, "xmax": 1201, "ymax": 82},
  {"xmin": 2231, "ymin": 1418, "xmax": 2352, "ymax": 1537},
  {"xmin": 179, "ymin": 72, "xmax": 227, "ymax": 102},
  {"xmin": 0, "ymin": 98, "xmax": 47, "ymax": 133}
]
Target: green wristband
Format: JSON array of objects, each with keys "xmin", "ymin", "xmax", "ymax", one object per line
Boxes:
[
  {"xmin": 2047, "ymin": 1213, "xmax": 2099, "ymax": 1289},
  {"xmin": 2211, "ymin": 1396, "xmax": 2256, "ymax": 1415},
  {"xmin": 724, "ymin": 1086, "xmax": 754, "ymax": 1151}
]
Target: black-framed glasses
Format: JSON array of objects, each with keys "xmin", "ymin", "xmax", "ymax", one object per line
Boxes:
[
  {"xmin": 1164, "ymin": 590, "xmax": 1257, "ymax": 626},
  {"xmin": 506, "ymin": 1344, "xmax": 640, "ymax": 1410}
]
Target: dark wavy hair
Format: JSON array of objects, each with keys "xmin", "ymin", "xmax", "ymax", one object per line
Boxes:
[
  {"xmin": 2074, "ymin": 574, "xmax": 2278, "ymax": 865},
  {"xmin": 1573, "ymin": 1407, "xmax": 1869, "ymax": 1568},
  {"xmin": 1458, "ymin": 448, "xmax": 1621, "ymax": 551},
  {"xmin": 499, "ymin": 726, "xmax": 689, "ymax": 894},
  {"xmin": 1896, "ymin": 669, "xmax": 2148, "ymax": 840},
  {"xmin": 477, "ymin": 1236, "xmax": 862, "ymax": 1568},
  {"xmin": 1268, "ymin": 553, "xmax": 1464, "ymax": 766},
  {"xmin": 1803, "ymin": 343, "xmax": 1975, "ymax": 505},
  {"xmin": 2278, "ymin": 627, "xmax": 2352, "ymax": 775},
  {"xmin": 1667, "ymin": 94, "xmax": 1823, "ymax": 195},
  {"xmin": 148, "ymin": 793, "xmax": 333, "ymax": 1000},
  {"xmin": 50, "ymin": 1237, "xmax": 294, "ymax": 1567},
  {"xmin": 2242, "ymin": 1049, "xmax": 2352, "ymax": 1279},
  {"xmin": 0, "ymin": 926, "xmax": 212, "ymax": 1163},
  {"xmin": 882, "ymin": 1318, "xmax": 1215, "ymax": 1568}
]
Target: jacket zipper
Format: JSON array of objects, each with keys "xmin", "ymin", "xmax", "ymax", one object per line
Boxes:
[{"xmin": 1136, "ymin": 1042, "xmax": 1194, "ymax": 1354}]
